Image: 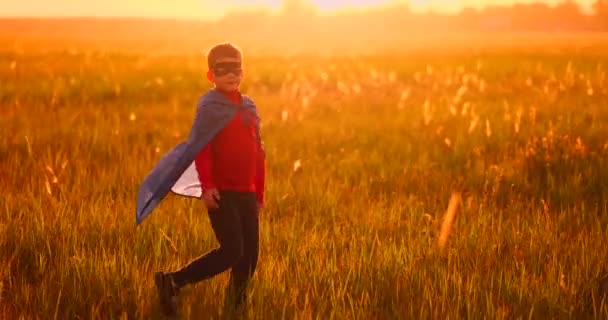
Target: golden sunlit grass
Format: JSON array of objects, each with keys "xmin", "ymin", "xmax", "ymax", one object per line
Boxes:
[{"xmin": 1, "ymin": 36, "xmax": 608, "ymax": 319}]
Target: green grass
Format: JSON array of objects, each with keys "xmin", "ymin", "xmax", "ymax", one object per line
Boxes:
[{"xmin": 1, "ymin": 40, "xmax": 608, "ymax": 319}]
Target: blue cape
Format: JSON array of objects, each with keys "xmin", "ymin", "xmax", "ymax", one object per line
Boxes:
[{"xmin": 135, "ymin": 89, "xmax": 260, "ymax": 225}]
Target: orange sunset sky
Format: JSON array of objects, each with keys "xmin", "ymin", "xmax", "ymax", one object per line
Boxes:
[{"xmin": 0, "ymin": 0, "xmax": 597, "ymax": 19}]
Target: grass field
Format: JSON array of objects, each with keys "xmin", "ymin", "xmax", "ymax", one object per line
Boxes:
[{"xmin": 1, "ymin": 32, "xmax": 608, "ymax": 319}]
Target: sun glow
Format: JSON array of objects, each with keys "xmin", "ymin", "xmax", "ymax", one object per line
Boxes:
[{"xmin": 0, "ymin": 0, "xmax": 596, "ymax": 19}]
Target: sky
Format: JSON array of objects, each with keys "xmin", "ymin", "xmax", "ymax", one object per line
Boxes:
[{"xmin": 0, "ymin": 0, "xmax": 596, "ymax": 19}]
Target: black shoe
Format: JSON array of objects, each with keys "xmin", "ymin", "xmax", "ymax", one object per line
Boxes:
[{"xmin": 155, "ymin": 272, "xmax": 179, "ymax": 317}]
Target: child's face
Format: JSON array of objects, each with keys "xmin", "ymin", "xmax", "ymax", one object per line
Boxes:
[{"xmin": 209, "ymin": 57, "xmax": 243, "ymax": 92}]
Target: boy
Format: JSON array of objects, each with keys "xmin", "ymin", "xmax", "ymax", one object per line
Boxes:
[{"xmin": 138, "ymin": 43, "xmax": 265, "ymax": 316}]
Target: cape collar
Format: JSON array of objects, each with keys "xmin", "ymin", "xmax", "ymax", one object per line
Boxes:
[{"xmin": 203, "ymin": 89, "xmax": 255, "ymax": 110}]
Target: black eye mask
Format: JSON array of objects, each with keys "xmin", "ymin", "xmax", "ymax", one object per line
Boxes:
[{"xmin": 212, "ymin": 62, "xmax": 242, "ymax": 76}]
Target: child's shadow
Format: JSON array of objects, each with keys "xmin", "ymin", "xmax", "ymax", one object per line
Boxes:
[
  {"xmin": 150, "ymin": 287, "xmax": 244, "ymax": 320},
  {"xmin": 185, "ymin": 296, "xmax": 225, "ymax": 320}
]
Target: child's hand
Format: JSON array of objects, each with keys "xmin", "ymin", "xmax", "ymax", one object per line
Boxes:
[{"xmin": 202, "ymin": 188, "xmax": 220, "ymax": 209}]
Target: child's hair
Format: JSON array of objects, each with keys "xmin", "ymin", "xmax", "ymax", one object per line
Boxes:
[{"xmin": 206, "ymin": 43, "xmax": 242, "ymax": 69}]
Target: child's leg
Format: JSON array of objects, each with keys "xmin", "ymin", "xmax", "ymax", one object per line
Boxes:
[
  {"xmin": 170, "ymin": 192, "xmax": 244, "ymax": 288},
  {"xmin": 225, "ymin": 193, "xmax": 259, "ymax": 307}
]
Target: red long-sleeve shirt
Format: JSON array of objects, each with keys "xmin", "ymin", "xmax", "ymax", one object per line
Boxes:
[{"xmin": 194, "ymin": 90, "xmax": 266, "ymax": 204}]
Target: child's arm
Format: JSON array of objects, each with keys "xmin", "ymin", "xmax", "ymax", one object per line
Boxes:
[
  {"xmin": 254, "ymin": 118, "xmax": 266, "ymax": 208},
  {"xmin": 255, "ymin": 145, "xmax": 266, "ymax": 207},
  {"xmin": 195, "ymin": 144, "xmax": 219, "ymax": 208},
  {"xmin": 195, "ymin": 144, "xmax": 215, "ymax": 191}
]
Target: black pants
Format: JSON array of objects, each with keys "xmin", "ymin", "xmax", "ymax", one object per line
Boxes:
[{"xmin": 171, "ymin": 191, "xmax": 259, "ymax": 305}]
